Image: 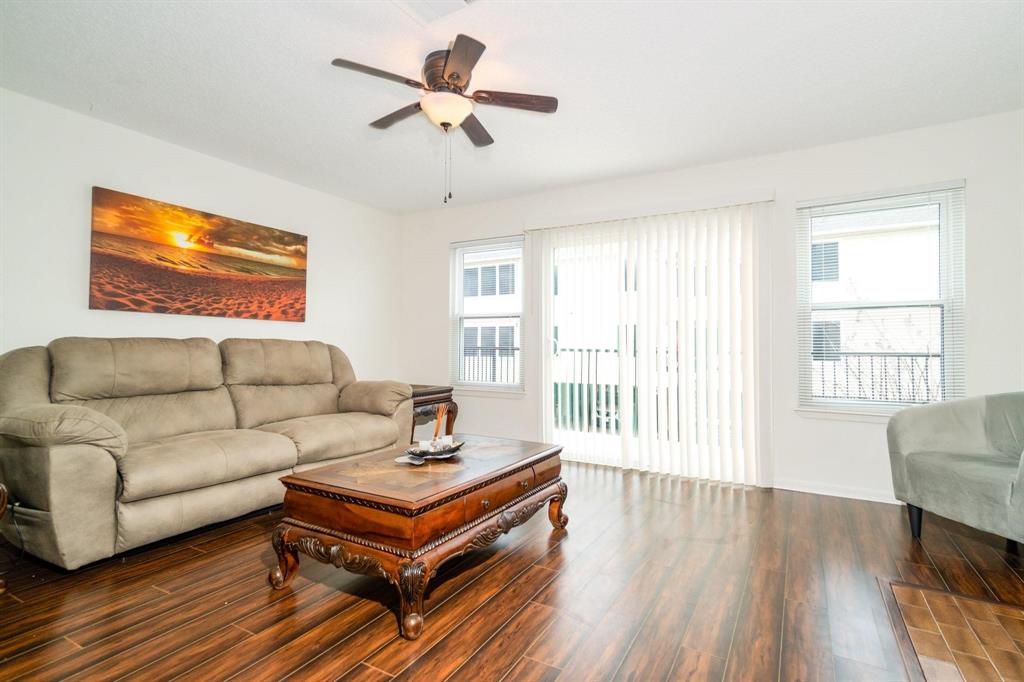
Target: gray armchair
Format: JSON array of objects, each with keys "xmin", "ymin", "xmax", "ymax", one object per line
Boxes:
[{"xmin": 887, "ymin": 392, "xmax": 1024, "ymax": 545}]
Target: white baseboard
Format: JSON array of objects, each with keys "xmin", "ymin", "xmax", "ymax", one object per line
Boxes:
[{"xmin": 772, "ymin": 477, "xmax": 899, "ymax": 505}]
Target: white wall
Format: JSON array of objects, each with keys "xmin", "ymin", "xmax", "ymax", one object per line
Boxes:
[
  {"xmin": 4, "ymin": 86, "xmax": 1020, "ymax": 502},
  {"xmin": 0, "ymin": 89, "xmax": 404, "ymax": 379},
  {"xmin": 398, "ymin": 109, "xmax": 1024, "ymax": 503}
]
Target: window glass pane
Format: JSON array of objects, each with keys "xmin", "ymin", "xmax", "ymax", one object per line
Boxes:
[
  {"xmin": 480, "ymin": 265, "xmax": 497, "ymax": 296},
  {"xmin": 810, "ymin": 305, "xmax": 943, "ymax": 403},
  {"xmin": 498, "ymin": 263, "xmax": 515, "ymax": 295},
  {"xmin": 463, "ymin": 267, "xmax": 479, "ymax": 297},
  {"xmin": 454, "ymin": 241, "xmax": 523, "ymax": 387},
  {"xmin": 459, "ymin": 317, "xmax": 519, "ymax": 384},
  {"xmin": 800, "ymin": 190, "xmax": 961, "ymax": 409},
  {"xmin": 811, "ymin": 203, "xmax": 939, "ymax": 303}
]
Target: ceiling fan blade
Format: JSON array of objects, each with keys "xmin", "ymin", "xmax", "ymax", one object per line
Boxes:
[
  {"xmin": 443, "ymin": 34, "xmax": 486, "ymax": 89},
  {"xmin": 461, "ymin": 114, "xmax": 494, "ymax": 147},
  {"xmin": 471, "ymin": 90, "xmax": 558, "ymax": 113},
  {"xmin": 369, "ymin": 102, "xmax": 422, "ymax": 129},
  {"xmin": 331, "ymin": 58, "xmax": 424, "ymax": 90}
]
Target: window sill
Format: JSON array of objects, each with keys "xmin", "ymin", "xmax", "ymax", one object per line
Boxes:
[
  {"xmin": 794, "ymin": 407, "xmax": 894, "ymax": 424},
  {"xmin": 453, "ymin": 385, "xmax": 526, "ymax": 400}
]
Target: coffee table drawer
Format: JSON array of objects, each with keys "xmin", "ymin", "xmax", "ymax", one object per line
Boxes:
[
  {"xmin": 533, "ymin": 455, "xmax": 561, "ymax": 487},
  {"xmin": 464, "ymin": 468, "xmax": 535, "ymax": 521}
]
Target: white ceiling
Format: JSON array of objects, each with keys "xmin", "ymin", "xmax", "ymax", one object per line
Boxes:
[{"xmin": 1, "ymin": 1, "xmax": 1021, "ymax": 212}]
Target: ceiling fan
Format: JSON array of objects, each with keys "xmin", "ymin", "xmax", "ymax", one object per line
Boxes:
[{"xmin": 331, "ymin": 34, "xmax": 558, "ymax": 147}]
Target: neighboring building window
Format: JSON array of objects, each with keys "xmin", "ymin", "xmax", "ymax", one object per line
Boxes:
[
  {"xmin": 812, "ymin": 321, "xmax": 840, "ymax": 361},
  {"xmin": 498, "ymin": 263, "xmax": 515, "ymax": 295},
  {"xmin": 480, "ymin": 265, "xmax": 497, "ymax": 296},
  {"xmin": 498, "ymin": 325, "xmax": 515, "ymax": 357},
  {"xmin": 463, "ymin": 327, "xmax": 478, "ymax": 356},
  {"xmin": 450, "ymin": 237, "xmax": 524, "ymax": 389},
  {"xmin": 797, "ymin": 184, "xmax": 965, "ymax": 410},
  {"xmin": 463, "ymin": 268, "xmax": 479, "ymax": 297},
  {"xmin": 811, "ymin": 241, "xmax": 839, "ymax": 281}
]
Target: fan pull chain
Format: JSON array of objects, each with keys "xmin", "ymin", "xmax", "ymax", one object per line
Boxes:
[{"xmin": 441, "ymin": 123, "xmax": 452, "ymax": 205}]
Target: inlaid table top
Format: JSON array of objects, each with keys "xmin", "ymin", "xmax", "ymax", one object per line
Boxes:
[{"xmin": 280, "ymin": 434, "xmax": 561, "ymax": 511}]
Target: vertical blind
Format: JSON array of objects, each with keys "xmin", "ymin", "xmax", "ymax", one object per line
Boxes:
[
  {"xmin": 530, "ymin": 202, "xmax": 767, "ymax": 485},
  {"xmin": 796, "ymin": 184, "xmax": 965, "ymax": 411}
]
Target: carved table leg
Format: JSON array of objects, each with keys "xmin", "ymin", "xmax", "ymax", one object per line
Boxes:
[
  {"xmin": 396, "ymin": 560, "xmax": 431, "ymax": 640},
  {"xmin": 548, "ymin": 480, "xmax": 569, "ymax": 529},
  {"xmin": 444, "ymin": 400, "xmax": 458, "ymax": 436},
  {"xmin": 269, "ymin": 525, "xmax": 300, "ymax": 589}
]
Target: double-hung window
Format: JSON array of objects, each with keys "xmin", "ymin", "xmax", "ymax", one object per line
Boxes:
[
  {"xmin": 797, "ymin": 184, "xmax": 965, "ymax": 412},
  {"xmin": 450, "ymin": 237, "xmax": 524, "ymax": 389}
]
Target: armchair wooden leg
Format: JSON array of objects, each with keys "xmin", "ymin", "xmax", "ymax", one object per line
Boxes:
[{"xmin": 907, "ymin": 504, "xmax": 923, "ymax": 539}]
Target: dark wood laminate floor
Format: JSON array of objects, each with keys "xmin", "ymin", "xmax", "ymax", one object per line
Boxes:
[{"xmin": 0, "ymin": 462, "xmax": 1021, "ymax": 681}]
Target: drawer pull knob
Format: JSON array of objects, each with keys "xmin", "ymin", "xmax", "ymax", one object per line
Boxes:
[
  {"xmin": 520, "ymin": 480, "xmax": 530, "ymax": 490},
  {"xmin": 482, "ymin": 499, "xmax": 491, "ymax": 510}
]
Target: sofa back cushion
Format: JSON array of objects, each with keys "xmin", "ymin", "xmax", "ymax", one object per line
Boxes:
[
  {"xmin": 220, "ymin": 339, "xmax": 357, "ymax": 428},
  {"xmin": 48, "ymin": 337, "xmax": 235, "ymax": 443},
  {"xmin": 50, "ymin": 337, "xmax": 224, "ymax": 400}
]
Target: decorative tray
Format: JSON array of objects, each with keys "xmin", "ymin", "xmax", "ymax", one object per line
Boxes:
[{"xmin": 405, "ymin": 440, "xmax": 465, "ymax": 458}]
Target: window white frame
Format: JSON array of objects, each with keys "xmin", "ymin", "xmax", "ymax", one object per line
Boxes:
[
  {"xmin": 449, "ymin": 235, "xmax": 525, "ymax": 392},
  {"xmin": 796, "ymin": 182, "xmax": 965, "ymax": 414}
]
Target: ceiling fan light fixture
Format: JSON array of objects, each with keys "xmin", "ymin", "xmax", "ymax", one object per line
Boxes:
[{"xmin": 419, "ymin": 91, "xmax": 473, "ymax": 129}]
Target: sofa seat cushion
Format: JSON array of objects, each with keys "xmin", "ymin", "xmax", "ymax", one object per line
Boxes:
[
  {"xmin": 905, "ymin": 451, "xmax": 1017, "ymax": 516},
  {"xmin": 258, "ymin": 412, "xmax": 398, "ymax": 464},
  {"xmin": 119, "ymin": 429, "xmax": 298, "ymax": 502}
]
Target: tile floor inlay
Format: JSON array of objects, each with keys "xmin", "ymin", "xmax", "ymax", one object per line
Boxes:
[{"xmin": 886, "ymin": 578, "xmax": 1024, "ymax": 681}]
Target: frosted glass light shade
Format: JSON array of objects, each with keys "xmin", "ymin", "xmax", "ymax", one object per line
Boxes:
[{"xmin": 420, "ymin": 92, "xmax": 473, "ymax": 128}]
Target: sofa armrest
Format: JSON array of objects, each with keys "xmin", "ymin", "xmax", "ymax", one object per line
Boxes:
[
  {"xmin": 887, "ymin": 396, "xmax": 993, "ymax": 502},
  {"xmin": 0, "ymin": 442, "xmax": 118, "ymax": 569},
  {"xmin": 0, "ymin": 404, "xmax": 127, "ymax": 460},
  {"xmin": 338, "ymin": 381, "xmax": 413, "ymax": 417}
]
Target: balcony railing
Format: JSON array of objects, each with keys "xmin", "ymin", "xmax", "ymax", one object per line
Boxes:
[
  {"xmin": 811, "ymin": 351, "xmax": 941, "ymax": 403},
  {"xmin": 549, "ymin": 344, "xmax": 944, "ymax": 436},
  {"xmin": 552, "ymin": 346, "xmax": 626, "ymax": 435},
  {"xmin": 461, "ymin": 347, "xmax": 520, "ymax": 385}
]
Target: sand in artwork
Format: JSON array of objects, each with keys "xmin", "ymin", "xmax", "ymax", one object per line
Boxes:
[{"xmin": 89, "ymin": 188, "xmax": 307, "ymax": 321}]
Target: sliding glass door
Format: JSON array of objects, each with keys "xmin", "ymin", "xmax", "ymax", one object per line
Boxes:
[{"xmin": 532, "ymin": 202, "xmax": 767, "ymax": 484}]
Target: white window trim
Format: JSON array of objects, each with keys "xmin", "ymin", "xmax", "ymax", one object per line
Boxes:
[
  {"xmin": 449, "ymin": 235, "xmax": 526, "ymax": 393},
  {"xmin": 795, "ymin": 181, "xmax": 966, "ymax": 416}
]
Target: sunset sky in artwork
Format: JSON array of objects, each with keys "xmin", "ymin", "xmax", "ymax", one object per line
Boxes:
[{"xmin": 91, "ymin": 187, "xmax": 307, "ymax": 269}]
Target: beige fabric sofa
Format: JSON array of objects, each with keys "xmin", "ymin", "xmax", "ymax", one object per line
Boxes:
[{"xmin": 0, "ymin": 337, "xmax": 412, "ymax": 569}]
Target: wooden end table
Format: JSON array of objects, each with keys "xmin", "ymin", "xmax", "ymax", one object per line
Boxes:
[
  {"xmin": 410, "ymin": 384, "xmax": 458, "ymax": 442},
  {"xmin": 269, "ymin": 435, "xmax": 567, "ymax": 640}
]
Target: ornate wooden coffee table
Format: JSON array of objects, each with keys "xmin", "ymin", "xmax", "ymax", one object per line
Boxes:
[{"xmin": 269, "ymin": 435, "xmax": 567, "ymax": 640}]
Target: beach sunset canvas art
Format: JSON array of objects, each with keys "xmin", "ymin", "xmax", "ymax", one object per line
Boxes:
[{"xmin": 89, "ymin": 187, "xmax": 307, "ymax": 321}]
